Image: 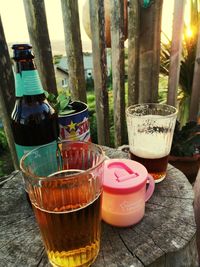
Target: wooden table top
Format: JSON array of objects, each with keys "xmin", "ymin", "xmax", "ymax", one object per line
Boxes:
[{"xmin": 0, "ymin": 147, "xmax": 198, "ymax": 267}]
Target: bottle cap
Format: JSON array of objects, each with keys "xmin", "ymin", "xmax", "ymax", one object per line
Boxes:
[
  {"xmin": 103, "ymin": 159, "xmax": 148, "ymax": 194},
  {"xmin": 12, "ymin": 44, "xmax": 34, "ymax": 60}
]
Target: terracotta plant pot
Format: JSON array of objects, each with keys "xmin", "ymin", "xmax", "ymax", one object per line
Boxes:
[
  {"xmin": 58, "ymin": 101, "xmax": 91, "ymax": 142},
  {"xmin": 169, "ymin": 155, "xmax": 200, "ymax": 184}
]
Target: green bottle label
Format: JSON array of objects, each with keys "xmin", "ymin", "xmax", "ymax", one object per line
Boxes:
[
  {"xmin": 15, "ymin": 140, "xmax": 57, "ymax": 163},
  {"xmin": 14, "ymin": 70, "xmax": 44, "ymax": 97},
  {"xmin": 22, "ymin": 70, "xmax": 44, "ymax": 95},
  {"xmin": 14, "ymin": 73, "xmax": 24, "ymax": 97}
]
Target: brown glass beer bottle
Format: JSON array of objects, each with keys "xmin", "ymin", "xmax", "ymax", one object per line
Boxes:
[{"xmin": 11, "ymin": 44, "xmax": 59, "ymax": 162}]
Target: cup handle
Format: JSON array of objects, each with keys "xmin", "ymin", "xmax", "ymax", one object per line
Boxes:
[{"xmin": 145, "ymin": 174, "xmax": 155, "ymax": 202}]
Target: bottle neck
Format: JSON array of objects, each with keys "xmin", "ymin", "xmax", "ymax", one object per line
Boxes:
[
  {"xmin": 14, "ymin": 59, "xmax": 44, "ymax": 97},
  {"xmin": 23, "ymin": 94, "xmax": 46, "ymax": 104},
  {"xmin": 14, "ymin": 59, "xmax": 36, "ymax": 73}
]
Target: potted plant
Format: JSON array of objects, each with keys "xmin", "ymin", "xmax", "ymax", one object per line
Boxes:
[
  {"xmin": 169, "ymin": 120, "xmax": 200, "ymax": 184},
  {"xmin": 45, "ymin": 91, "xmax": 91, "ymax": 142}
]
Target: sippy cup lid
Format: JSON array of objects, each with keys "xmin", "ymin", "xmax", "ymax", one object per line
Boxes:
[{"xmin": 103, "ymin": 159, "xmax": 148, "ymax": 194}]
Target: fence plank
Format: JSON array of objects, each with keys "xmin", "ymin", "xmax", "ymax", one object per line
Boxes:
[
  {"xmin": 0, "ymin": 16, "xmax": 19, "ymax": 169},
  {"xmin": 190, "ymin": 22, "xmax": 200, "ymax": 121},
  {"xmin": 61, "ymin": 0, "xmax": 87, "ymax": 103},
  {"xmin": 23, "ymin": 0, "xmax": 57, "ymax": 96},
  {"xmin": 128, "ymin": 0, "xmax": 140, "ymax": 106},
  {"xmin": 89, "ymin": 0, "xmax": 110, "ymax": 146},
  {"xmin": 167, "ymin": 0, "xmax": 185, "ymax": 106},
  {"xmin": 139, "ymin": 0, "xmax": 163, "ymax": 103},
  {"xmin": 110, "ymin": 0, "xmax": 126, "ymax": 147}
]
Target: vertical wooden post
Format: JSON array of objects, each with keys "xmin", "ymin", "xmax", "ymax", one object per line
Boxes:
[
  {"xmin": 110, "ymin": 0, "xmax": 126, "ymax": 147},
  {"xmin": 139, "ymin": 0, "xmax": 163, "ymax": 103},
  {"xmin": 190, "ymin": 23, "xmax": 200, "ymax": 121},
  {"xmin": 167, "ymin": 0, "xmax": 185, "ymax": 106},
  {"xmin": 89, "ymin": 0, "xmax": 110, "ymax": 145},
  {"xmin": 23, "ymin": 0, "xmax": 58, "ymax": 95},
  {"xmin": 128, "ymin": 0, "xmax": 140, "ymax": 106},
  {"xmin": 0, "ymin": 16, "xmax": 19, "ymax": 169},
  {"xmin": 61, "ymin": 0, "xmax": 87, "ymax": 103}
]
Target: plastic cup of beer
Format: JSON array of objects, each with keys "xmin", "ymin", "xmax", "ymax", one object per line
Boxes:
[
  {"xmin": 126, "ymin": 103, "xmax": 177, "ymax": 183},
  {"xmin": 20, "ymin": 141, "xmax": 105, "ymax": 267}
]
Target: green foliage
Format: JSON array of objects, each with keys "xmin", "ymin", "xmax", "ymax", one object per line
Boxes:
[
  {"xmin": 86, "ymin": 73, "xmax": 113, "ymax": 92},
  {"xmin": 170, "ymin": 121, "xmax": 200, "ymax": 157},
  {"xmin": 0, "ymin": 129, "xmax": 8, "ymax": 154},
  {"xmin": 86, "ymin": 76, "xmax": 94, "ymax": 91},
  {"xmin": 53, "ymin": 54, "xmax": 63, "ymax": 65},
  {"xmin": 44, "ymin": 90, "xmax": 75, "ymax": 115},
  {"xmin": 87, "ymin": 82, "xmax": 128, "ymax": 147},
  {"xmin": 0, "ymin": 128, "xmax": 9, "ymax": 177},
  {"xmin": 158, "ymin": 75, "xmax": 168, "ymax": 103},
  {"xmin": 160, "ymin": 36, "xmax": 194, "ymax": 126},
  {"xmin": 160, "ymin": 0, "xmax": 200, "ymax": 126},
  {"xmin": 85, "ymin": 73, "xmax": 119, "ymax": 146},
  {"xmin": 87, "ymin": 92, "xmax": 97, "ymax": 143},
  {"xmin": 0, "ymin": 161, "xmax": 5, "ymax": 177},
  {"xmin": 108, "ymin": 90, "xmax": 115, "ymax": 147}
]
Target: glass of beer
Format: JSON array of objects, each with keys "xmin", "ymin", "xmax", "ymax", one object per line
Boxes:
[
  {"xmin": 126, "ymin": 103, "xmax": 177, "ymax": 183},
  {"xmin": 20, "ymin": 141, "xmax": 105, "ymax": 267}
]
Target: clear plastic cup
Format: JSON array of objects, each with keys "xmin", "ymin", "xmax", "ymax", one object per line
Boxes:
[{"xmin": 126, "ymin": 103, "xmax": 177, "ymax": 183}]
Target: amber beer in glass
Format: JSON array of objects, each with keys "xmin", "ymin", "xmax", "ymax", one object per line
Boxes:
[
  {"xmin": 20, "ymin": 141, "xmax": 104, "ymax": 267},
  {"xmin": 126, "ymin": 104, "xmax": 177, "ymax": 183}
]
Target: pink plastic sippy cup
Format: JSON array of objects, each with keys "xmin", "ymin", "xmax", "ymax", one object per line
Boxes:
[{"xmin": 102, "ymin": 159, "xmax": 155, "ymax": 227}]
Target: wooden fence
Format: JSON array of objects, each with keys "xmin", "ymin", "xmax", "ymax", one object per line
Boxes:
[{"xmin": 0, "ymin": 0, "xmax": 200, "ymax": 169}]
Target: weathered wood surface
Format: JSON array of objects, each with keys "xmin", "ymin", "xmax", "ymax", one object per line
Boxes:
[
  {"xmin": 138, "ymin": 0, "xmax": 163, "ymax": 103},
  {"xmin": 167, "ymin": 0, "xmax": 185, "ymax": 106},
  {"xmin": 128, "ymin": 0, "xmax": 140, "ymax": 106},
  {"xmin": 0, "ymin": 147, "xmax": 198, "ymax": 267},
  {"xmin": 61, "ymin": 0, "xmax": 87, "ymax": 103},
  {"xmin": 0, "ymin": 16, "xmax": 18, "ymax": 170},
  {"xmin": 89, "ymin": 0, "xmax": 110, "ymax": 146},
  {"xmin": 110, "ymin": 0, "xmax": 126, "ymax": 147},
  {"xmin": 23, "ymin": 0, "xmax": 58, "ymax": 96}
]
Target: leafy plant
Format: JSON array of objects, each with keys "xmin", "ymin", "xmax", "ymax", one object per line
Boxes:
[
  {"xmin": 0, "ymin": 129, "xmax": 8, "ymax": 154},
  {"xmin": 87, "ymin": 92, "xmax": 98, "ymax": 143},
  {"xmin": 44, "ymin": 91, "xmax": 75, "ymax": 115},
  {"xmin": 160, "ymin": 0, "xmax": 200, "ymax": 126},
  {"xmin": 170, "ymin": 120, "xmax": 200, "ymax": 157}
]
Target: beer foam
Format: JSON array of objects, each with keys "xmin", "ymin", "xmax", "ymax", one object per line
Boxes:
[
  {"xmin": 127, "ymin": 114, "xmax": 175, "ymax": 159},
  {"xmin": 130, "ymin": 134, "xmax": 170, "ymax": 159}
]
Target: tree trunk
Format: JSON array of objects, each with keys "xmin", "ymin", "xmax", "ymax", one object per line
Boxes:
[
  {"xmin": 128, "ymin": 0, "xmax": 140, "ymax": 106},
  {"xmin": 61, "ymin": 0, "xmax": 87, "ymax": 103},
  {"xmin": 23, "ymin": 0, "xmax": 57, "ymax": 96},
  {"xmin": 0, "ymin": 16, "xmax": 19, "ymax": 170},
  {"xmin": 89, "ymin": 0, "xmax": 110, "ymax": 146},
  {"xmin": 167, "ymin": 0, "xmax": 185, "ymax": 106},
  {"xmin": 110, "ymin": 0, "xmax": 126, "ymax": 147},
  {"xmin": 139, "ymin": 0, "xmax": 163, "ymax": 103}
]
